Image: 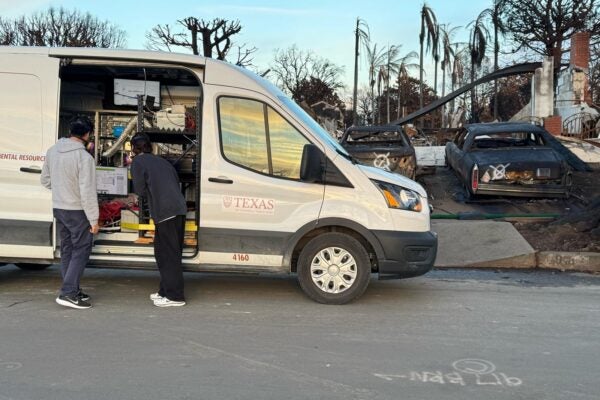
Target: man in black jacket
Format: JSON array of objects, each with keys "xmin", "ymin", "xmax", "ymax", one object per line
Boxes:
[{"xmin": 130, "ymin": 133, "xmax": 187, "ymax": 307}]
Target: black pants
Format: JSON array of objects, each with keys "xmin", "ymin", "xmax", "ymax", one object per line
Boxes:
[
  {"xmin": 154, "ymin": 215, "xmax": 185, "ymax": 301},
  {"xmin": 54, "ymin": 209, "xmax": 93, "ymax": 297}
]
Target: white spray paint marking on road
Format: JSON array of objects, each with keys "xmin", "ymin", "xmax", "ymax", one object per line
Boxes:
[
  {"xmin": 0, "ymin": 359, "xmax": 22, "ymax": 371},
  {"xmin": 374, "ymin": 358, "xmax": 522, "ymax": 387}
]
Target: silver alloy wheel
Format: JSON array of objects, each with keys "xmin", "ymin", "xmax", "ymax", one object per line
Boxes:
[{"xmin": 310, "ymin": 246, "xmax": 358, "ymax": 293}]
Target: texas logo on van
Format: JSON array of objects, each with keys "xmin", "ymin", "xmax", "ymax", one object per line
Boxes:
[{"xmin": 222, "ymin": 195, "xmax": 275, "ymax": 215}]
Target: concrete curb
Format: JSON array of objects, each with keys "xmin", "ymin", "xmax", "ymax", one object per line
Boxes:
[
  {"xmin": 435, "ymin": 251, "xmax": 600, "ymax": 273},
  {"xmin": 466, "ymin": 253, "xmax": 537, "ymax": 269},
  {"xmin": 537, "ymin": 251, "xmax": 600, "ymax": 273},
  {"xmin": 435, "ymin": 253, "xmax": 536, "ymax": 269}
]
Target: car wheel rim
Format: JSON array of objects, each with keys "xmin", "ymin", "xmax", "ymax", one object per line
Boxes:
[{"xmin": 310, "ymin": 246, "xmax": 358, "ymax": 294}]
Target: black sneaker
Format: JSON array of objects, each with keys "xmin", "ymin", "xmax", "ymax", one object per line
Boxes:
[
  {"xmin": 77, "ymin": 290, "xmax": 91, "ymax": 301},
  {"xmin": 56, "ymin": 295, "xmax": 91, "ymax": 309}
]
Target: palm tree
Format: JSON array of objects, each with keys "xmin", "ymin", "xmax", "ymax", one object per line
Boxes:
[
  {"xmin": 396, "ymin": 52, "xmax": 419, "ymax": 119},
  {"xmin": 468, "ymin": 11, "xmax": 490, "ymax": 122},
  {"xmin": 352, "ymin": 18, "xmax": 370, "ymax": 126},
  {"xmin": 432, "ymin": 23, "xmax": 441, "ymax": 97},
  {"xmin": 450, "ymin": 43, "xmax": 467, "ymax": 123},
  {"xmin": 481, "ymin": 0, "xmax": 506, "ymax": 120},
  {"xmin": 419, "ymin": 3, "xmax": 438, "ymax": 111},
  {"xmin": 383, "ymin": 46, "xmax": 396, "ymax": 124},
  {"xmin": 366, "ymin": 43, "xmax": 386, "ymax": 125},
  {"xmin": 377, "ymin": 64, "xmax": 387, "ymax": 124},
  {"xmin": 383, "ymin": 45, "xmax": 400, "ymax": 123},
  {"xmin": 375, "ymin": 45, "xmax": 418, "ymax": 124},
  {"xmin": 439, "ymin": 24, "xmax": 460, "ymax": 127}
]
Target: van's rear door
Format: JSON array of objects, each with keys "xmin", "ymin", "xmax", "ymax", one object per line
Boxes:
[{"xmin": 0, "ymin": 52, "xmax": 60, "ymax": 261}]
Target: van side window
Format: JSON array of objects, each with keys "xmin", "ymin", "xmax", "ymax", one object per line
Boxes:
[
  {"xmin": 219, "ymin": 97, "xmax": 310, "ymax": 180},
  {"xmin": 0, "ymin": 73, "xmax": 43, "ymax": 153},
  {"xmin": 219, "ymin": 97, "xmax": 269, "ymax": 173},
  {"xmin": 267, "ymin": 108, "xmax": 309, "ymax": 179}
]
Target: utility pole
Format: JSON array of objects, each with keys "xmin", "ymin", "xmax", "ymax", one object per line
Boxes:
[{"xmin": 352, "ymin": 18, "xmax": 360, "ymax": 126}]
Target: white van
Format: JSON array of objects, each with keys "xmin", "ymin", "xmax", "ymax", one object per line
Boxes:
[{"xmin": 0, "ymin": 47, "xmax": 437, "ymax": 304}]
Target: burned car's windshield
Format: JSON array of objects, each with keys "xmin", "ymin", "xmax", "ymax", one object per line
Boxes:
[{"xmin": 469, "ymin": 131, "xmax": 546, "ymax": 150}]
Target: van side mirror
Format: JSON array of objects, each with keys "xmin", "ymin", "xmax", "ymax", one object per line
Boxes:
[{"xmin": 300, "ymin": 144, "xmax": 325, "ymax": 183}]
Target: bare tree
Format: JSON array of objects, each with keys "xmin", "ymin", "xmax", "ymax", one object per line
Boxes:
[
  {"xmin": 269, "ymin": 45, "xmax": 345, "ymax": 102},
  {"xmin": 500, "ymin": 0, "xmax": 600, "ymax": 65},
  {"xmin": 146, "ymin": 17, "xmax": 256, "ymax": 67},
  {"xmin": 0, "ymin": 18, "xmax": 16, "ymax": 45},
  {"xmin": 357, "ymin": 87, "xmax": 373, "ymax": 124},
  {"xmin": 591, "ymin": 43, "xmax": 600, "ymax": 104},
  {"xmin": 0, "ymin": 7, "xmax": 125, "ymax": 47}
]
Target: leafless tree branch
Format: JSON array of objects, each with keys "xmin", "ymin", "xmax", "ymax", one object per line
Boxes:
[{"xmin": 146, "ymin": 17, "xmax": 255, "ymax": 66}]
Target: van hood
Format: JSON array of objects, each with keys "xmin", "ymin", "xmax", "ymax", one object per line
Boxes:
[
  {"xmin": 357, "ymin": 164, "xmax": 427, "ymax": 197},
  {"xmin": 57, "ymin": 137, "xmax": 86, "ymax": 153}
]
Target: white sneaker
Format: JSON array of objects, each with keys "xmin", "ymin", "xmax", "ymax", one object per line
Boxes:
[
  {"xmin": 153, "ymin": 297, "xmax": 186, "ymax": 307},
  {"xmin": 149, "ymin": 292, "xmax": 163, "ymax": 301}
]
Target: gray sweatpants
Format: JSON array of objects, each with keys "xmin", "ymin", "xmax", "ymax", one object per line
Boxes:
[{"xmin": 53, "ymin": 209, "xmax": 93, "ymax": 297}]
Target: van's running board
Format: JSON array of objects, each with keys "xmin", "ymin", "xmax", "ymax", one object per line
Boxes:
[{"xmin": 92, "ymin": 244, "xmax": 196, "ymax": 257}]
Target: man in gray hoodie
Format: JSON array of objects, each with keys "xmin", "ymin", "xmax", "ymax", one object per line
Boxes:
[{"xmin": 41, "ymin": 116, "xmax": 99, "ymax": 309}]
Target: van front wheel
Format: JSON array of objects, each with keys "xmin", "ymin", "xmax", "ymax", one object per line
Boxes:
[{"xmin": 297, "ymin": 232, "xmax": 371, "ymax": 304}]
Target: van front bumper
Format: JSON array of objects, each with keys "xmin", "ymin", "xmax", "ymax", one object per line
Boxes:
[{"xmin": 372, "ymin": 230, "xmax": 438, "ymax": 279}]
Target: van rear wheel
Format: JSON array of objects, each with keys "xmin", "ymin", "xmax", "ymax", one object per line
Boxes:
[
  {"xmin": 297, "ymin": 232, "xmax": 371, "ymax": 304},
  {"xmin": 15, "ymin": 263, "xmax": 51, "ymax": 271}
]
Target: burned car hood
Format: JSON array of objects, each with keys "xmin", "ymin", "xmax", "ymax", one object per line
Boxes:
[
  {"xmin": 358, "ymin": 164, "xmax": 427, "ymax": 197},
  {"xmin": 469, "ymin": 148, "xmax": 564, "ymax": 166}
]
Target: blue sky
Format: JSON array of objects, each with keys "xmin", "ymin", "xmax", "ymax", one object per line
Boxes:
[{"xmin": 0, "ymin": 0, "xmax": 495, "ymax": 94}]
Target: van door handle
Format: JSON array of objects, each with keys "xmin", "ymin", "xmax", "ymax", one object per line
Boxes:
[
  {"xmin": 20, "ymin": 167, "xmax": 42, "ymax": 174},
  {"xmin": 208, "ymin": 177, "xmax": 234, "ymax": 184}
]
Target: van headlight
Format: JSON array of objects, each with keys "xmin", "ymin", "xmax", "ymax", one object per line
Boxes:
[{"xmin": 372, "ymin": 180, "xmax": 423, "ymax": 212}]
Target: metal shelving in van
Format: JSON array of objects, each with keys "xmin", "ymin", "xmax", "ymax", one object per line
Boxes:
[{"xmin": 132, "ymin": 95, "xmax": 202, "ymax": 248}]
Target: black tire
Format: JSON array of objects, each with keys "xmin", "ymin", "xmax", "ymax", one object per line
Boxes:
[
  {"xmin": 15, "ymin": 263, "xmax": 51, "ymax": 271},
  {"xmin": 464, "ymin": 184, "xmax": 473, "ymax": 201},
  {"xmin": 297, "ymin": 232, "xmax": 371, "ymax": 304}
]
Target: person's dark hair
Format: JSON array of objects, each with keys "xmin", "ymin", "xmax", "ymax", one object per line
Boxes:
[
  {"xmin": 131, "ymin": 133, "xmax": 153, "ymax": 154},
  {"xmin": 70, "ymin": 116, "xmax": 94, "ymax": 137}
]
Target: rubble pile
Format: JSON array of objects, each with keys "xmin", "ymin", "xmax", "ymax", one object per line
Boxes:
[{"xmin": 552, "ymin": 198, "xmax": 600, "ymax": 238}]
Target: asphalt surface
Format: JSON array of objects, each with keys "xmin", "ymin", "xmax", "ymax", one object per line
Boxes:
[{"xmin": 1, "ymin": 265, "xmax": 599, "ymax": 400}]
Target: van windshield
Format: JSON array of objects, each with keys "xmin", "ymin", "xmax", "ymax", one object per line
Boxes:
[
  {"xmin": 230, "ymin": 64, "xmax": 351, "ymax": 159},
  {"xmin": 277, "ymin": 96, "xmax": 351, "ymax": 158}
]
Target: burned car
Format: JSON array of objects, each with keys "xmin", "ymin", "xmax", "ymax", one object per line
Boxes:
[
  {"xmin": 340, "ymin": 125, "xmax": 416, "ymax": 179},
  {"xmin": 445, "ymin": 123, "xmax": 573, "ymax": 197}
]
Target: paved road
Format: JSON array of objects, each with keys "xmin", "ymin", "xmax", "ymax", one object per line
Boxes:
[{"xmin": 0, "ymin": 265, "xmax": 598, "ymax": 400}]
